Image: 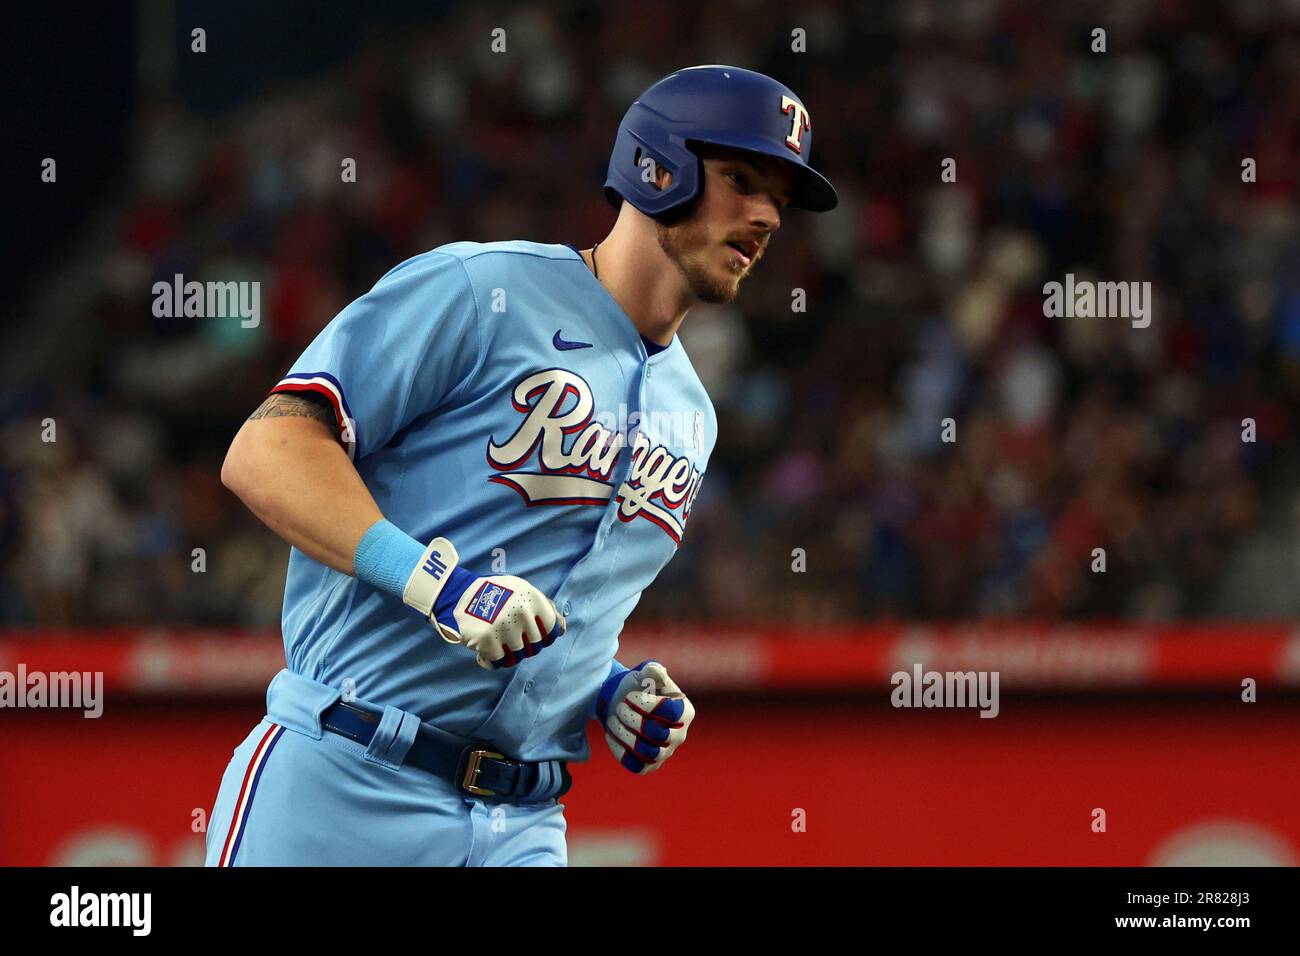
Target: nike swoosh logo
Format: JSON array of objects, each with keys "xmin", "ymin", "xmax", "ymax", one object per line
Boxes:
[{"xmin": 553, "ymin": 330, "xmax": 592, "ymax": 351}]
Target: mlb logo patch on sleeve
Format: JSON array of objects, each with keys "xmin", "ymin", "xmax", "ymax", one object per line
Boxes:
[{"xmin": 468, "ymin": 581, "xmax": 512, "ymax": 623}]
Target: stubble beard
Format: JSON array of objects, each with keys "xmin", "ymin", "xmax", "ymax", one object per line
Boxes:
[{"xmin": 654, "ymin": 217, "xmax": 752, "ymax": 305}]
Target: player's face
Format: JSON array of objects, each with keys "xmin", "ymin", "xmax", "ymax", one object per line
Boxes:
[{"xmin": 654, "ymin": 147, "xmax": 795, "ymax": 304}]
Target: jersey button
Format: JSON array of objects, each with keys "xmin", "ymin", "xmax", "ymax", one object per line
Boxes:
[
  {"xmin": 562, "ymin": 601, "xmax": 572, "ymax": 615},
  {"xmin": 523, "ymin": 679, "xmax": 535, "ymax": 693}
]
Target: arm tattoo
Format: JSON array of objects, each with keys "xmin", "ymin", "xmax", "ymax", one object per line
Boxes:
[{"xmin": 248, "ymin": 392, "xmax": 336, "ymax": 427}]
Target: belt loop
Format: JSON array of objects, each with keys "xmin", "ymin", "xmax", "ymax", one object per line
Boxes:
[
  {"xmin": 265, "ymin": 669, "xmax": 341, "ymax": 740},
  {"xmin": 362, "ymin": 705, "xmax": 421, "ymax": 771},
  {"xmin": 537, "ymin": 760, "xmax": 570, "ymax": 800}
]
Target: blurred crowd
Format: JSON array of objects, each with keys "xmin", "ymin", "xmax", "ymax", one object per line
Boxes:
[{"xmin": 2, "ymin": 0, "xmax": 1298, "ymax": 628}]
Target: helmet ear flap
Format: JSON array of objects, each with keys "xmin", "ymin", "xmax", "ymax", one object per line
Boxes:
[
  {"xmin": 604, "ymin": 119, "xmax": 700, "ymax": 216},
  {"xmin": 651, "ymin": 141, "xmax": 706, "ymax": 225},
  {"xmin": 605, "ymin": 140, "xmax": 667, "ymax": 210},
  {"xmin": 632, "ymin": 146, "xmax": 670, "ymax": 194}
]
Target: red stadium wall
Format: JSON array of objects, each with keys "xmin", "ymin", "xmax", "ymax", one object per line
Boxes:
[{"xmin": 2, "ymin": 627, "xmax": 1298, "ymax": 866}]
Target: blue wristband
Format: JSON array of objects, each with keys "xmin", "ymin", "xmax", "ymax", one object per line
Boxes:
[
  {"xmin": 353, "ymin": 519, "xmax": 428, "ymax": 599},
  {"xmin": 590, "ymin": 660, "xmax": 630, "ymax": 721}
]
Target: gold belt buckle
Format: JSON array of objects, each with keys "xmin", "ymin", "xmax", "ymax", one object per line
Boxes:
[{"xmin": 462, "ymin": 749, "xmax": 505, "ymax": 796}]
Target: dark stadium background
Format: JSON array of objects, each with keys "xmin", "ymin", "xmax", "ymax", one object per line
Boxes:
[{"xmin": 1, "ymin": 1, "xmax": 1298, "ymax": 866}]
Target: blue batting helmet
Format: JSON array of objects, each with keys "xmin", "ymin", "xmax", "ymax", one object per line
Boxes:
[{"xmin": 603, "ymin": 65, "xmax": 838, "ymax": 217}]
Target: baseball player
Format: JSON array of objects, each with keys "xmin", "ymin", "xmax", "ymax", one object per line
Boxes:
[{"xmin": 204, "ymin": 64, "xmax": 837, "ymax": 866}]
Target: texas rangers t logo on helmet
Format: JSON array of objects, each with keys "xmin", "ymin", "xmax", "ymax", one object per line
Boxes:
[{"xmin": 781, "ymin": 95, "xmax": 811, "ymax": 153}]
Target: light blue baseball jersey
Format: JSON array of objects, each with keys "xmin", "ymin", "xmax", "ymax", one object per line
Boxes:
[{"xmin": 267, "ymin": 241, "xmax": 717, "ymax": 763}]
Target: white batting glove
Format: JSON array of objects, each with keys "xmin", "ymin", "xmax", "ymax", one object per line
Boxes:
[{"xmin": 403, "ymin": 537, "xmax": 566, "ymax": 670}]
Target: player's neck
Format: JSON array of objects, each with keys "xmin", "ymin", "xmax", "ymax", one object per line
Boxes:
[{"xmin": 582, "ymin": 223, "xmax": 691, "ymax": 348}]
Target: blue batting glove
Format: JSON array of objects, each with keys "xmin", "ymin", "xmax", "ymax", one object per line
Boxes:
[{"xmin": 595, "ymin": 660, "xmax": 694, "ymax": 774}]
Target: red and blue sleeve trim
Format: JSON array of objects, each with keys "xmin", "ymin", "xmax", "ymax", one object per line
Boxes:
[{"xmin": 269, "ymin": 371, "xmax": 357, "ymax": 461}]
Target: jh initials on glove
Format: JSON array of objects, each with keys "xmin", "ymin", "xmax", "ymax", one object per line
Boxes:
[
  {"xmin": 595, "ymin": 660, "xmax": 694, "ymax": 774},
  {"xmin": 403, "ymin": 537, "xmax": 566, "ymax": 670}
]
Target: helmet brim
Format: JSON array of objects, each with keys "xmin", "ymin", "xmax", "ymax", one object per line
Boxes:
[{"xmin": 684, "ymin": 134, "xmax": 838, "ymax": 212}]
